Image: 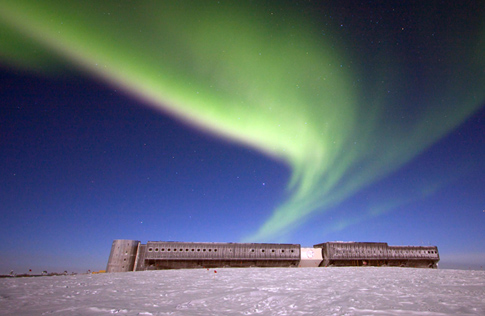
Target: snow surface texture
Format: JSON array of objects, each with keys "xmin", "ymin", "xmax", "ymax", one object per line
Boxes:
[{"xmin": 0, "ymin": 267, "xmax": 483, "ymax": 315}]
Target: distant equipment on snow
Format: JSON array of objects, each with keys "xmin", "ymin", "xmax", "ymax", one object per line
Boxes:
[{"xmin": 106, "ymin": 240, "xmax": 439, "ymax": 272}]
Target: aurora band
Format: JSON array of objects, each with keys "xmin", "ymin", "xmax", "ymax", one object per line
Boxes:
[{"xmin": 0, "ymin": 1, "xmax": 483, "ymax": 240}]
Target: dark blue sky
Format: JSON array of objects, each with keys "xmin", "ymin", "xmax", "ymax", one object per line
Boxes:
[
  {"xmin": 1, "ymin": 1, "xmax": 484, "ymax": 273},
  {"xmin": 1, "ymin": 71, "xmax": 293, "ymax": 272}
]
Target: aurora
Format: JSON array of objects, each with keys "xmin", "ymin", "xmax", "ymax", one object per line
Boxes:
[{"xmin": 1, "ymin": 1, "xmax": 483, "ymax": 242}]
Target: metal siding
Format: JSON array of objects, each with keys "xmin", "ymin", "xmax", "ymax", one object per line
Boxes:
[
  {"xmin": 317, "ymin": 242, "xmax": 439, "ymax": 268},
  {"xmin": 141, "ymin": 241, "xmax": 299, "ymax": 267},
  {"xmin": 135, "ymin": 244, "xmax": 147, "ymax": 271},
  {"xmin": 106, "ymin": 240, "xmax": 140, "ymax": 273}
]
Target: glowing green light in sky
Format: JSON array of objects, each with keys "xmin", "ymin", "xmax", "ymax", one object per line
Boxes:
[{"xmin": 1, "ymin": 1, "xmax": 483, "ymax": 241}]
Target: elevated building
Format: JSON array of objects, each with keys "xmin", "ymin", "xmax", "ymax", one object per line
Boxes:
[
  {"xmin": 314, "ymin": 241, "xmax": 439, "ymax": 268},
  {"xmin": 107, "ymin": 240, "xmax": 439, "ymax": 272}
]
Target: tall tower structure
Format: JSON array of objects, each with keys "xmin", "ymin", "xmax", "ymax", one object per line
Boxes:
[{"xmin": 106, "ymin": 239, "xmax": 140, "ymax": 272}]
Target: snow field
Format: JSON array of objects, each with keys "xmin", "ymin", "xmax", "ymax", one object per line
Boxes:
[{"xmin": 0, "ymin": 267, "xmax": 483, "ymax": 315}]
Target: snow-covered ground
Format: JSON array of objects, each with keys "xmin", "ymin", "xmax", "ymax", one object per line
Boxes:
[{"xmin": 0, "ymin": 267, "xmax": 483, "ymax": 315}]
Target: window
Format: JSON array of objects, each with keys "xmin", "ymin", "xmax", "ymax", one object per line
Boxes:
[
  {"xmin": 261, "ymin": 249, "xmax": 265, "ymax": 253},
  {"xmin": 180, "ymin": 249, "xmax": 183, "ymax": 252},
  {"xmin": 197, "ymin": 249, "xmax": 200, "ymax": 252},
  {"xmin": 208, "ymin": 249, "xmax": 212, "ymax": 252},
  {"xmin": 251, "ymin": 249, "xmax": 255, "ymax": 252},
  {"xmin": 168, "ymin": 248, "xmax": 171, "ymax": 251},
  {"xmin": 123, "ymin": 258, "xmax": 127, "ymax": 261},
  {"xmin": 174, "ymin": 248, "xmax": 177, "ymax": 252},
  {"xmin": 203, "ymin": 249, "xmax": 206, "ymax": 252},
  {"xmin": 291, "ymin": 250, "xmax": 294, "ymax": 253},
  {"xmin": 186, "ymin": 249, "xmax": 189, "ymax": 252},
  {"xmin": 272, "ymin": 250, "xmax": 275, "ymax": 253},
  {"xmin": 161, "ymin": 248, "xmax": 165, "ymax": 252},
  {"xmin": 281, "ymin": 250, "xmax": 285, "ymax": 253},
  {"xmin": 148, "ymin": 248, "xmax": 153, "ymax": 252},
  {"xmin": 191, "ymin": 249, "xmax": 195, "ymax": 252},
  {"xmin": 155, "ymin": 248, "xmax": 159, "ymax": 252},
  {"xmin": 214, "ymin": 249, "xmax": 218, "ymax": 252}
]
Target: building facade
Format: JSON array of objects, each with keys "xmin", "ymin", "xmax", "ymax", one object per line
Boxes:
[{"xmin": 107, "ymin": 240, "xmax": 440, "ymax": 272}]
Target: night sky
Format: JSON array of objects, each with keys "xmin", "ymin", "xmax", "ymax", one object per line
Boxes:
[{"xmin": 1, "ymin": 1, "xmax": 484, "ymax": 273}]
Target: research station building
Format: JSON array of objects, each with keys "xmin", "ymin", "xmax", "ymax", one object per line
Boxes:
[{"xmin": 107, "ymin": 240, "xmax": 439, "ymax": 272}]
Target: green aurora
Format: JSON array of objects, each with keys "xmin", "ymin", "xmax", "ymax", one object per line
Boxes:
[{"xmin": 1, "ymin": 1, "xmax": 483, "ymax": 241}]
